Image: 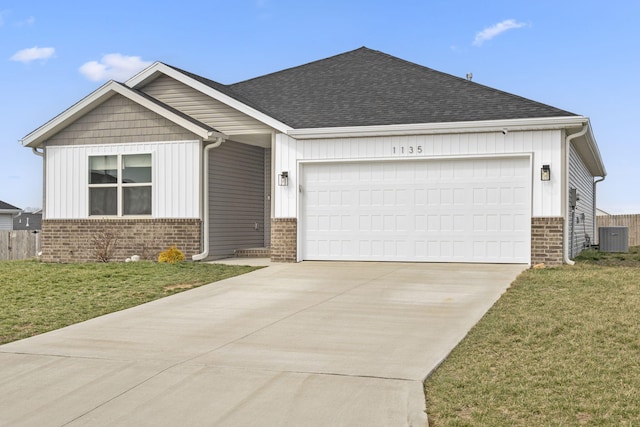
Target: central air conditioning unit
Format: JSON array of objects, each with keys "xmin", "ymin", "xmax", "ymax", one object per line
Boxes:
[{"xmin": 598, "ymin": 227, "xmax": 629, "ymax": 253}]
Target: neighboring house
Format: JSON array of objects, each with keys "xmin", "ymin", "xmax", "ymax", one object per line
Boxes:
[
  {"xmin": 596, "ymin": 208, "xmax": 611, "ymax": 216},
  {"xmin": 13, "ymin": 209, "xmax": 42, "ymax": 231},
  {"xmin": 0, "ymin": 200, "xmax": 21, "ymax": 231},
  {"xmin": 20, "ymin": 47, "xmax": 606, "ymax": 265}
]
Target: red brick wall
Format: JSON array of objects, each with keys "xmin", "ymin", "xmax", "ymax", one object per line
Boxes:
[
  {"xmin": 41, "ymin": 219, "xmax": 201, "ymax": 262},
  {"xmin": 270, "ymin": 218, "xmax": 297, "ymax": 262},
  {"xmin": 531, "ymin": 217, "xmax": 564, "ymax": 266}
]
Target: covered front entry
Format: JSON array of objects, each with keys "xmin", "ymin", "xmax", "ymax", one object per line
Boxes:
[
  {"xmin": 300, "ymin": 156, "xmax": 531, "ymax": 263},
  {"xmin": 208, "ymin": 140, "xmax": 271, "ymax": 259}
]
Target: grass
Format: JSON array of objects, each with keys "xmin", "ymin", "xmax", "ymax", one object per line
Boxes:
[
  {"xmin": 0, "ymin": 260, "xmax": 259, "ymax": 345},
  {"xmin": 424, "ymin": 248, "xmax": 640, "ymax": 426}
]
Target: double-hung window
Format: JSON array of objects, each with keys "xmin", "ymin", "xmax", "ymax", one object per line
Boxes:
[{"xmin": 89, "ymin": 154, "xmax": 152, "ymax": 216}]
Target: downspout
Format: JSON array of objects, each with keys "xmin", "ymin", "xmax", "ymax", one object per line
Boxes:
[
  {"xmin": 593, "ymin": 176, "xmax": 606, "ymax": 245},
  {"xmin": 32, "ymin": 147, "xmax": 46, "ymax": 232},
  {"xmin": 192, "ymin": 137, "xmax": 224, "ymax": 261},
  {"xmin": 563, "ymin": 124, "xmax": 589, "ymax": 265}
]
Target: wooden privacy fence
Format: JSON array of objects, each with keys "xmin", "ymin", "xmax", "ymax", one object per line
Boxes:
[
  {"xmin": 597, "ymin": 214, "xmax": 640, "ymax": 247},
  {"xmin": 0, "ymin": 230, "xmax": 40, "ymax": 261}
]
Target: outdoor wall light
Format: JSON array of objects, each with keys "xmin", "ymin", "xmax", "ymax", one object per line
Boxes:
[
  {"xmin": 278, "ymin": 171, "xmax": 289, "ymax": 186},
  {"xmin": 541, "ymin": 164, "xmax": 551, "ymax": 181}
]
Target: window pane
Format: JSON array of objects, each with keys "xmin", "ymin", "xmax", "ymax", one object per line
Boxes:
[
  {"xmin": 89, "ymin": 156, "xmax": 118, "ymax": 184},
  {"xmin": 122, "ymin": 154, "xmax": 151, "ymax": 183},
  {"xmin": 89, "ymin": 187, "xmax": 117, "ymax": 215},
  {"xmin": 123, "ymin": 186, "xmax": 152, "ymax": 215}
]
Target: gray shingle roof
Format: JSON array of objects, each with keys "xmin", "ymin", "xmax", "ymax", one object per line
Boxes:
[
  {"xmin": 173, "ymin": 47, "xmax": 577, "ymax": 129},
  {"xmin": 0, "ymin": 200, "xmax": 20, "ymax": 211},
  {"xmin": 13, "ymin": 211, "xmax": 42, "ymax": 230}
]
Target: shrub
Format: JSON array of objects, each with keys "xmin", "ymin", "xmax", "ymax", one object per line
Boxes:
[
  {"xmin": 92, "ymin": 230, "xmax": 118, "ymax": 262},
  {"xmin": 158, "ymin": 246, "xmax": 185, "ymax": 263}
]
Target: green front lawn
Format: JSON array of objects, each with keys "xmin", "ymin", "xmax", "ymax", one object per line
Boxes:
[
  {"xmin": 0, "ymin": 260, "xmax": 258, "ymax": 345},
  {"xmin": 424, "ymin": 247, "xmax": 640, "ymax": 426}
]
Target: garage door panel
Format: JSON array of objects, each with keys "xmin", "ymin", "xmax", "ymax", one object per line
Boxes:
[{"xmin": 301, "ymin": 158, "xmax": 531, "ymax": 263}]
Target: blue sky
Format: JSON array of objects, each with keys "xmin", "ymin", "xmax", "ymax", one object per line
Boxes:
[{"xmin": 2, "ymin": 1, "xmax": 639, "ymax": 213}]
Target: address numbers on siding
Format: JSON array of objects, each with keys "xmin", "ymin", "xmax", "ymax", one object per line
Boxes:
[{"xmin": 392, "ymin": 145, "xmax": 423, "ymax": 156}]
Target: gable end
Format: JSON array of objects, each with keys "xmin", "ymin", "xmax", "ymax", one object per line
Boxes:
[{"xmin": 46, "ymin": 95, "xmax": 200, "ymax": 146}]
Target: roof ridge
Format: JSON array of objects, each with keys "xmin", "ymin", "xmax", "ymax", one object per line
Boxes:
[
  {"xmin": 229, "ymin": 46, "xmax": 371, "ymax": 87},
  {"xmin": 365, "ymin": 49, "xmax": 577, "ymax": 116}
]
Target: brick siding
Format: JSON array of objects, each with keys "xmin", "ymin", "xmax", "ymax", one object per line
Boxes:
[
  {"xmin": 270, "ymin": 218, "xmax": 297, "ymax": 262},
  {"xmin": 531, "ymin": 217, "xmax": 564, "ymax": 266},
  {"xmin": 41, "ymin": 218, "xmax": 201, "ymax": 262},
  {"xmin": 261, "ymin": 217, "xmax": 570, "ymax": 266}
]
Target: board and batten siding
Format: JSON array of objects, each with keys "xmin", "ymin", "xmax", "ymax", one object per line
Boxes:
[
  {"xmin": 568, "ymin": 142, "xmax": 596, "ymax": 257},
  {"xmin": 208, "ymin": 140, "xmax": 267, "ymax": 258},
  {"xmin": 45, "ymin": 141, "xmax": 201, "ymax": 219},
  {"xmin": 141, "ymin": 75, "xmax": 272, "ymax": 136},
  {"xmin": 46, "ymin": 95, "xmax": 199, "ymax": 146},
  {"xmin": 274, "ymin": 130, "xmax": 563, "ymax": 219}
]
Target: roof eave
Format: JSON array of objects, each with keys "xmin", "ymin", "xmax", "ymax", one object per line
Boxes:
[
  {"xmin": 125, "ymin": 63, "xmax": 292, "ymax": 134},
  {"xmin": 571, "ymin": 121, "xmax": 607, "ymax": 177},
  {"xmin": 288, "ymin": 116, "xmax": 590, "ymax": 139}
]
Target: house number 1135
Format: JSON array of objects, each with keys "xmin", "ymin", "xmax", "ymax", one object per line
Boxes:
[{"xmin": 392, "ymin": 145, "xmax": 423, "ymax": 155}]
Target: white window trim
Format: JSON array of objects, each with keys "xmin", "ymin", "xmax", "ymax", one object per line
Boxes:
[{"xmin": 88, "ymin": 153, "xmax": 153, "ymax": 217}]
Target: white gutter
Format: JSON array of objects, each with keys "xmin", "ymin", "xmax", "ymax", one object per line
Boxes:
[
  {"xmin": 192, "ymin": 137, "xmax": 224, "ymax": 261},
  {"xmin": 563, "ymin": 125, "xmax": 589, "ymax": 265},
  {"xmin": 31, "ymin": 147, "xmax": 46, "ymax": 221},
  {"xmin": 289, "ymin": 116, "xmax": 589, "ymax": 140},
  {"xmin": 593, "ymin": 176, "xmax": 606, "ymax": 245}
]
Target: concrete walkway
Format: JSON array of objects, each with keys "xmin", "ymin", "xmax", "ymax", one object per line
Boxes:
[{"xmin": 0, "ymin": 262, "xmax": 526, "ymax": 427}]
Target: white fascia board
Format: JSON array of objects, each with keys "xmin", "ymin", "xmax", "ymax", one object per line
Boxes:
[
  {"xmin": 570, "ymin": 121, "xmax": 607, "ymax": 177},
  {"xmin": 126, "ymin": 63, "xmax": 293, "ymax": 134},
  {"xmin": 21, "ymin": 80, "xmax": 116, "ymax": 147},
  {"xmin": 20, "ymin": 81, "xmax": 224, "ymax": 147},
  {"xmin": 288, "ymin": 116, "xmax": 590, "ymax": 140}
]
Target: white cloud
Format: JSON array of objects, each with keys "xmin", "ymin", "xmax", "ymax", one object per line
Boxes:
[
  {"xmin": 15, "ymin": 16, "xmax": 35, "ymax": 27},
  {"xmin": 79, "ymin": 54, "xmax": 152, "ymax": 82},
  {"xmin": 10, "ymin": 46, "xmax": 55, "ymax": 63},
  {"xmin": 473, "ymin": 19, "xmax": 527, "ymax": 46}
]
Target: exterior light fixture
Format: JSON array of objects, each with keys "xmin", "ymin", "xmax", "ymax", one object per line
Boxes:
[
  {"xmin": 278, "ymin": 171, "xmax": 289, "ymax": 186},
  {"xmin": 541, "ymin": 164, "xmax": 551, "ymax": 181}
]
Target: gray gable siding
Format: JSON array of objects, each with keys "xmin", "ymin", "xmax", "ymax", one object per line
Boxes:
[
  {"xmin": 46, "ymin": 95, "xmax": 199, "ymax": 146},
  {"xmin": 209, "ymin": 140, "xmax": 267, "ymax": 258},
  {"xmin": 140, "ymin": 75, "xmax": 272, "ymax": 136}
]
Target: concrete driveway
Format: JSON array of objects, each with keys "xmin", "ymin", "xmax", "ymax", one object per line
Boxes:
[{"xmin": 0, "ymin": 261, "xmax": 525, "ymax": 427}]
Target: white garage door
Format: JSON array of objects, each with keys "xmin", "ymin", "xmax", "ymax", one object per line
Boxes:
[{"xmin": 301, "ymin": 157, "xmax": 531, "ymax": 263}]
